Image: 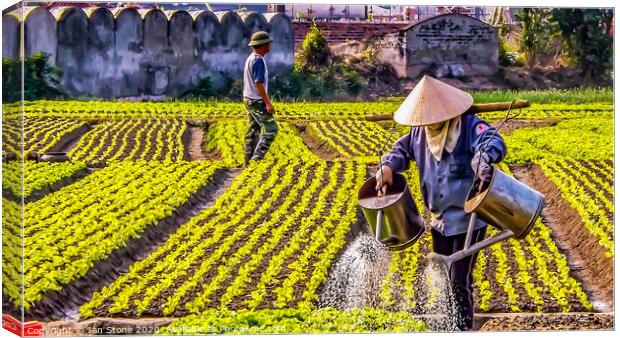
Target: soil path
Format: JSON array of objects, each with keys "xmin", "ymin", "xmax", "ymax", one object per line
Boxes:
[
  {"xmin": 294, "ymin": 124, "xmax": 341, "ymax": 161},
  {"xmin": 187, "ymin": 126, "xmax": 207, "ymax": 160},
  {"xmin": 510, "ymin": 163, "xmax": 614, "ymax": 312},
  {"xmin": 21, "ymin": 169, "xmax": 241, "ymax": 322},
  {"xmin": 476, "ymin": 312, "xmax": 613, "ymax": 331},
  {"xmin": 56, "ymin": 124, "xmax": 93, "ymax": 154}
]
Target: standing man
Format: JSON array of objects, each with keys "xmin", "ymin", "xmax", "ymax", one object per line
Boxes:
[
  {"xmin": 243, "ymin": 31, "xmax": 278, "ymax": 165},
  {"xmin": 375, "ymin": 75, "xmax": 507, "ymax": 331}
]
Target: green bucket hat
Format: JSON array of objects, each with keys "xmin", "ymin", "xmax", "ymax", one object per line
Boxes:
[{"xmin": 248, "ymin": 31, "xmax": 273, "ymax": 47}]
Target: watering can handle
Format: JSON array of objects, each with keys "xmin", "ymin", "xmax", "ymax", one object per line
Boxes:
[
  {"xmin": 464, "ymin": 212, "xmax": 477, "ymax": 251},
  {"xmin": 376, "ymin": 209, "xmax": 383, "ymax": 241}
]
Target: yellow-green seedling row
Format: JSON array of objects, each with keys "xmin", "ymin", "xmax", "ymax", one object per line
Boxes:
[
  {"xmin": 504, "ymin": 117, "xmax": 613, "ymax": 163},
  {"xmin": 4, "ymin": 100, "xmax": 612, "ymax": 121},
  {"xmin": 68, "ymin": 118, "xmax": 187, "ymax": 166},
  {"xmin": 2, "ymin": 161, "xmax": 87, "ymax": 199},
  {"xmin": 305, "ymin": 120, "xmax": 401, "ymax": 159},
  {"xmin": 205, "ymin": 120, "xmax": 319, "ymax": 166},
  {"xmin": 80, "ymin": 158, "xmax": 366, "ymax": 318},
  {"xmin": 2, "ymin": 117, "xmax": 87, "ymax": 159},
  {"xmin": 158, "ymin": 307, "xmax": 427, "ymax": 334},
  {"xmin": 378, "ymin": 165, "xmax": 592, "ymax": 313},
  {"xmin": 538, "ymin": 159, "xmax": 614, "ymax": 258},
  {"xmin": 18, "ymin": 160, "xmax": 222, "ymax": 309},
  {"xmin": 2, "ymin": 198, "xmax": 23, "ymax": 305}
]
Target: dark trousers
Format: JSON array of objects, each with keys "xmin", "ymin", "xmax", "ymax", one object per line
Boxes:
[
  {"xmin": 431, "ymin": 226, "xmax": 487, "ymax": 331},
  {"xmin": 243, "ymin": 97, "xmax": 278, "ymax": 163}
]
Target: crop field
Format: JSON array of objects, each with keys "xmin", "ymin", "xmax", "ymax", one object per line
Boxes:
[
  {"xmin": 68, "ymin": 118, "xmax": 189, "ymax": 166},
  {"xmin": 0, "ymin": 96, "xmax": 614, "ymax": 333},
  {"xmin": 1, "ymin": 117, "xmax": 89, "ymax": 160},
  {"xmin": 384, "ymin": 164, "xmax": 593, "ymax": 315}
]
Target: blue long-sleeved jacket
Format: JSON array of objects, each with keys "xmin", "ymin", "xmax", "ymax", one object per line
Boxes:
[{"xmin": 381, "ymin": 113, "xmax": 507, "ymax": 236}]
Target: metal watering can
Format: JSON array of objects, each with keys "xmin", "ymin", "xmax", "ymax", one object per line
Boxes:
[
  {"xmin": 358, "ymin": 173, "xmax": 425, "ymax": 250},
  {"xmin": 357, "ymin": 100, "xmax": 543, "ymax": 266},
  {"xmin": 427, "ymin": 167, "xmax": 545, "ymax": 270}
]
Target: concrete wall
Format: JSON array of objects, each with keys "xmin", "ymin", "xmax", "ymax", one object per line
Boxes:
[
  {"xmin": 264, "ymin": 13, "xmax": 294, "ymax": 76},
  {"xmin": 2, "ymin": 13, "xmax": 19, "ymax": 59},
  {"xmin": 403, "ymin": 13, "xmax": 499, "ymax": 79},
  {"xmin": 2, "ymin": 6, "xmax": 294, "ymax": 99}
]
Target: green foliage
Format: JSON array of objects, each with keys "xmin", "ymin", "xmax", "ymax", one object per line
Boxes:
[
  {"xmin": 269, "ymin": 73, "xmax": 303, "ymax": 101},
  {"xmin": 362, "ymin": 46, "xmax": 378, "ymax": 63},
  {"xmin": 340, "ymin": 63, "xmax": 367, "ymax": 96},
  {"xmin": 158, "ymin": 308, "xmax": 427, "ymax": 334},
  {"xmin": 488, "ymin": 8, "xmax": 522, "ymax": 67},
  {"xmin": 504, "ymin": 117, "xmax": 613, "ymax": 163},
  {"xmin": 550, "ymin": 8, "xmax": 613, "ymax": 80},
  {"xmin": 469, "ymin": 88, "xmax": 612, "ymax": 104},
  {"xmin": 183, "ymin": 76, "xmax": 217, "ymax": 99},
  {"xmin": 499, "ymin": 49, "xmax": 522, "ymax": 67},
  {"xmin": 2, "ymin": 51, "xmax": 63, "ymax": 102},
  {"xmin": 295, "ymin": 23, "xmax": 331, "ymax": 73},
  {"xmin": 515, "ymin": 9, "xmax": 554, "ymax": 68},
  {"xmin": 286, "ymin": 24, "xmax": 370, "ymax": 100},
  {"xmin": 225, "ymin": 78, "xmax": 244, "ymax": 98}
]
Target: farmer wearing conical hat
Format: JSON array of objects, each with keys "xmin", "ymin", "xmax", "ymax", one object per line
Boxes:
[
  {"xmin": 376, "ymin": 75, "xmax": 507, "ymax": 331},
  {"xmin": 243, "ymin": 31, "xmax": 278, "ymax": 165}
]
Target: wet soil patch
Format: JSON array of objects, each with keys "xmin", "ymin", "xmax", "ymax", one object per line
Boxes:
[
  {"xmin": 294, "ymin": 124, "xmax": 341, "ymax": 161},
  {"xmin": 254, "ymin": 163, "xmax": 345, "ymax": 309},
  {"xmin": 23, "ymin": 169, "xmax": 239, "ymax": 322},
  {"xmin": 311, "ymin": 166, "xmax": 374, "ymax": 302},
  {"xmin": 510, "ymin": 163, "xmax": 613, "ymax": 312},
  {"xmin": 476, "ymin": 312, "xmax": 613, "ymax": 331}
]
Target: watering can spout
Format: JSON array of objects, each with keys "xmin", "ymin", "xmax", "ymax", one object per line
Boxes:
[
  {"xmin": 426, "ymin": 227, "xmax": 515, "ymax": 271},
  {"xmin": 426, "ymin": 252, "xmax": 454, "ymax": 271},
  {"xmin": 426, "ymin": 167, "xmax": 544, "ymax": 270}
]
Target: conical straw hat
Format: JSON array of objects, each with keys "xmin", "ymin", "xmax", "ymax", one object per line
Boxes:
[{"xmin": 393, "ymin": 75, "xmax": 473, "ymax": 126}]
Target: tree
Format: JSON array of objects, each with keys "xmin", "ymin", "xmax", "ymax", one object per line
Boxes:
[
  {"xmin": 295, "ymin": 23, "xmax": 331, "ymax": 73},
  {"xmin": 550, "ymin": 8, "xmax": 613, "ymax": 81},
  {"xmin": 515, "ymin": 8, "xmax": 553, "ymax": 69},
  {"xmin": 488, "ymin": 7, "xmax": 521, "ymax": 67},
  {"xmin": 2, "ymin": 51, "xmax": 62, "ymax": 102}
]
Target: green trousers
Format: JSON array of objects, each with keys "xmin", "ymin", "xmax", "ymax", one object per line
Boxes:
[{"xmin": 243, "ymin": 97, "xmax": 278, "ymax": 163}]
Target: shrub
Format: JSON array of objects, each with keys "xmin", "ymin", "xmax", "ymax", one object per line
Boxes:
[{"xmin": 2, "ymin": 51, "xmax": 63, "ymax": 102}]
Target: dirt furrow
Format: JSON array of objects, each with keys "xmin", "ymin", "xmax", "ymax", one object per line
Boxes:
[
  {"xmin": 23, "ymin": 169, "xmax": 238, "ymax": 322},
  {"xmin": 510, "ymin": 163, "xmax": 613, "ymax": 313}
]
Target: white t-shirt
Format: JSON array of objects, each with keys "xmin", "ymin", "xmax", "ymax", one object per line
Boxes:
[{"xmin": 243, "ymin": 53, "xmax": 269, "ymax": 100}]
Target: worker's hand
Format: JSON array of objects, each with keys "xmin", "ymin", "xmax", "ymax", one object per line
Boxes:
[
  {"xmin": 471, "ymin": 152, "xmax": 493, "ymax": 183},
  {"xmin": 265, "ymin": 101, "xmax": 275, "ymax": 115},
  {"xmin": 375, "ymin": 165, "xmax": 393, "ymax": 196}
]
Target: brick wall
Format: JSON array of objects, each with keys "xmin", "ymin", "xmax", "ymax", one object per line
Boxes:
[{"xmin": 294, "ymin": 22, "xmax": 408, "ymax": 48}]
